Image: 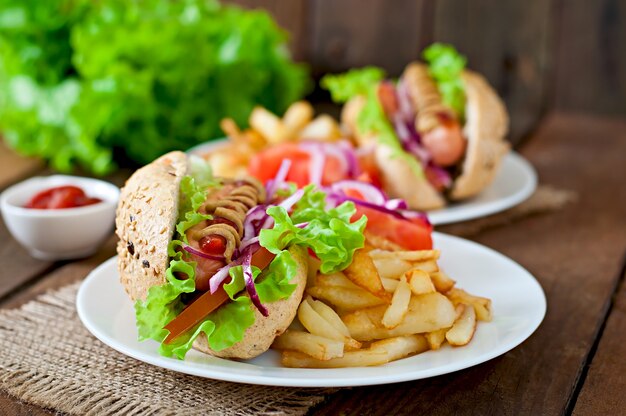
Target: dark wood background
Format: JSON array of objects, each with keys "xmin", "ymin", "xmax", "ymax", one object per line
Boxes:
[{"xmin": 229, "ymin": 0, "xmax": 626, "ymax": 145}]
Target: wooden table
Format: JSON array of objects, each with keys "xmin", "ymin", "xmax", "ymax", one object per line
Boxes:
[{"xmin": 1, "ymin": 112, "xmax": 624, "ymax": 415}]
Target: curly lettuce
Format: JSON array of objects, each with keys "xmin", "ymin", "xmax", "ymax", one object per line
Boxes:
[{"xmin": 422, "ymin": 43, "xmax": 467, "ymax": 120}]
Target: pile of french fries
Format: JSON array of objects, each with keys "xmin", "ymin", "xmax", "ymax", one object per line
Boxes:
[
  {"xmin": 272, "ymin": 245, "xmax": 492, "ymax": 368},
  {"xmin": 203, "ymin": 101, "xmax": 343, "ymax": 177}
]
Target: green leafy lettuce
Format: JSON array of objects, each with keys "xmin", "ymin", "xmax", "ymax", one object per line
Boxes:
[
  {"xmin": 135, "ymin": 182, "xmax": 364, "ymax": 360},
  {"xmin": 422, "ymin": 43, "xmax": 467, "ymax": 120},
  {"xmin": 260, "ymin": 185, "xmax": 367, "ymax": 274},
  {"xmin": 321, "ymin": 69, "xmax": 424, "ymax": 178},
  {"xmin": 0, "ymin": 0, "xmax": 310, "ymax": 174}
]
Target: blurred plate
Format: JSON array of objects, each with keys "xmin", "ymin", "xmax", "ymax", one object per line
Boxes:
[
  {"xmin": 189, "ymin": 140, "xmax": 536, "ymax": 225},
  {"xmin": 77, "ymin": 233, "xmax": 546, "ymax": 387}
]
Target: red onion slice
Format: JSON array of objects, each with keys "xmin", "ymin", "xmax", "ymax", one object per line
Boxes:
[
  {"xmin": 266, "ymin": 159, "xmax": 292, "ymax": 200},
  {"xmin": 182, "ymin": 244, "xmax": 225, "ymax": 261},
  {"xmin": 331, "ymin": 180, "xmax": 387, "ymax": 205},
  {"xmin": 384, "ymin": 199, "xmax": 408, "ymax": 210},
  {"xmin": 243, "ymin": 250, "xmax": 268, "ymax": 317}
]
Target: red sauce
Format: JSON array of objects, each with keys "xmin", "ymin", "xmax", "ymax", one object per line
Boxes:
[{"xmin": 25, "ymin": 185, "xmax": 102, "ymax": 209}]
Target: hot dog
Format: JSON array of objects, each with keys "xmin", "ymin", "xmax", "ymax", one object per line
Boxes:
[
  {"xmin": 322, "ymin": 43, "xmax": 509, "ymax": 210},
  {"xmin": 116, "ymin": 151, "xmax": 367, "ymax": 360}
]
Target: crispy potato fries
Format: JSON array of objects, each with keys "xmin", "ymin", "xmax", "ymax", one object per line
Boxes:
[
  {"xmin": 274, "ymin": 246, "xmax": 492, "ymax": 368},
  {"xmin": 199, "ymin": 101, "xmax": 346, "ymax": 177}
]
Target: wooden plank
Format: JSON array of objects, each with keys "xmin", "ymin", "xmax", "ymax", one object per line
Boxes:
[
  {"xmin": 308, "ymin": 0, "xmax": 433, "ymax": 76},
  {"xmin": 572, "ymin": 262, "xmax": 626, "ymax": 415},
  {"xmin": 0, "ymin": 142, "xmax": 44, "ymax": 191},
  {"xmin": 313, "ymin": 113, "xmax": 626, "ymax": 415},
  {"xmin": 0, "ymin": 219, "xmax": 55, "ymax": 302},
  {"xmin": 432, "ymin": 0, "xmax": 555, "ymax": 144},
  {"xmin": 552, "ymin": 0, "xmax": 626, "ymax": 115},
  {"xmin": 225, "ymin": 0, "xmax": 309, "ymax": 60}
]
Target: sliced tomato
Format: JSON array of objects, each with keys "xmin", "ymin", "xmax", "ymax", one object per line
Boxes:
[
  {"xmin": 248, "ymin": 142, "xmax": 350, "ymax": 188},
  {"xmin": 352, "ymin": 205, "xmax": 432, "ymax": 250},
  {"xmin": 356, "ymin": 150, "xmax": 382, "ymax": 188}
]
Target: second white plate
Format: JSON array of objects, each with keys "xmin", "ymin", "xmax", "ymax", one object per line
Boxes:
[{"xmin": 77, "ymin": 233, "xmax": 546, "ymax": 387}]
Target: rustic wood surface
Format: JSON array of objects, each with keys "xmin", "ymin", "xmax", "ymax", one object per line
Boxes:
[{"xmin": 0, "ymin": 112, "xmax": 624, "ymax": 415}]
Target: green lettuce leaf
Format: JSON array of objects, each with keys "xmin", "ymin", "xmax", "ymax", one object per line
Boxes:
[
  {"xmin": 422, "ymin": 43, "xmax": 467, "ymax": 120},
  {"xmin": 260, "ymin": 185, "xmax": 367, "ymax": 274},
  {"xmin": 320, "ymin": 67, "xmax": 385, "ymax": 103}
]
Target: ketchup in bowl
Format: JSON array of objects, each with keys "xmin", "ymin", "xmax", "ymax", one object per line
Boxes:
[{"xmin": 24, "ymin": 185, "xmax": 102, "ymax": 209}]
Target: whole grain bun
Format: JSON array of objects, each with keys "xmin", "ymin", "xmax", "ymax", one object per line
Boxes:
[
  {"xmin": 449, "ymin": 70, "xmax": 509, "ymax": 200},
  {"xmin": 116, "ymin": 151, "xmax": 308, "ymax": 359},
  {"xmin": 116, "ymin": 151, "xmax": 188, "ymax": 301},
  {"xmin": 192, "ymin": 245, "xmax": 308, "ymax": 359}
]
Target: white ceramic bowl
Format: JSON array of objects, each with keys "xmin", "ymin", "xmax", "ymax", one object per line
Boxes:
[{"xmin": 0, "ymin": 175, "xmax": 120, "ymax": 260}]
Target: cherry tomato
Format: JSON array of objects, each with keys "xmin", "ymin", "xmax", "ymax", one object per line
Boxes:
[
  {"xmin": 352, "ymin": 205, "xmax": 433, "ymax": 250},
  {"xmin": 25, "ymin": 186, "xmax": 101, "ymax": 209}
]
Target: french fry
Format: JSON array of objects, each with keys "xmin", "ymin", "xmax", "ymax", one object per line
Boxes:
[
  {"xmin": 315, "ymin": 272, "xmax": 359, "ymax": 289},
  {"xmin": 381, "ymin": 277, "xmax": 399, "ymax": 292},
  {"xmin": 406, "ymin": 269, "xmax": 436, "ymax": 295},
  {"xmin": 425, "ymin": 328, "xmax": 448, "ymax": 350},
  {"xmin": 307, "ymin": 285, "xmax": 387, "ymax": 311},
  {"xmin": 372, "ymin": 258, "xmax": 414, "ymax": 280},
  {"xmin": 272, "ymin": 330, "xmax": 344, "ymax": 361},
  {"xmin": 409, "ymin": 260, "xmax": 439, "ymax": 274},
  {"xmin": 298, "ymin": 115, "xmax": 342, "ymax": 141},
  {"xmin": 281, "ymin": 336, "xmax": 429, "ymax": 368},
  {"xmin": 369, "ymin": 335, "xmax": 429, "ymax": 361},
  {"xmin": 446, "ymin": 288, "xmax": 493, "ymax": 322},
  {"xmin": 445, "ymin": 304, "xmax": 477, "ymax": 346},
  {"xmin": 283, "ymin": 101, "xmax": 314, "ymax": 136},
  {"xmin": 429, "ymin": 271, "xmax": 456, "ymax": 293},
  {"xmin": 282, "ymin": 350, "xmax": 388, "ymax": 368},
  {"xmin": 308, "ymin": 298, "xmax": 351, "ymax": 338},
  {"xmin": 298, "ymin": 299, "xmax": 361, "ymax": 349},
  {"xmin": 364, "ymin": 231, "xmax": 404, "ymax": 251},
  {"xmin": 343, "ymin": 293, "xmax": 457, "ymax": 341},
  {"xmin": 369, "ymin": 249, "xmax": 440, "ymax": 262},
  {"xmin": 249, "ymin": 106, "xmax": 287, "ymax": 143},
  {"xmin": 343, "ymin": 249, "xmax": 390, "ymax": 301},
  {"xmin": 381, "ymin": 277, "xmax": 411, "ymax": 329},
  {"xmin": 219, "ymin": 118, "xmax": 244, "ymax": 142}
]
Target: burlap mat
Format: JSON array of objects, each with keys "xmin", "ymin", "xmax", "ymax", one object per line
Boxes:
[
  {"xmin": 0, "ymin": 284, "xmax": 332, "ymax": 415},
  {"xmin": 0, "ymin": 184, "xmax": 575, "ymax": 415}
]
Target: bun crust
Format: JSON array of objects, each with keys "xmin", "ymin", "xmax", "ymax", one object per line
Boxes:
[
  {"xmin": 116, "ymin": 151, "xmax": 188, "ymax": 301},
  {"xmin": 449, "ymin": 70, "xmax": 509, "ymax": 200},
  {"xmin": 192, "ymin": 245, "xmax": 308, "ymax": 359},
  {"xmin": 374, "ymin": 144, "xmax": 445, "ymax": 211}
]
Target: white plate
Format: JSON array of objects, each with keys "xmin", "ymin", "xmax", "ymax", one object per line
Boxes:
[
  {"xmin": 77, "ymin": 233, "xmax": 546, "ymax": 387},
  {"xmin": 189, "ymin": 140, "xmax": 536, "ymax": 226},
  {"xmin": 428, "ymin": 152, "xmax": 537, "ymax": 225}
]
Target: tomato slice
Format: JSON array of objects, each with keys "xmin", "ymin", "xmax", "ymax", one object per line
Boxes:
[
  {"xmin": 248, "ymin": 143, "xmax": 350, "ymax": 188},
  {"xmin": 353, "ymin": 205, "xmax": 432, "ymax": 250},
  {"xmin": 163, "ymin": 248, "xmax": 276, "ymax": 344}
]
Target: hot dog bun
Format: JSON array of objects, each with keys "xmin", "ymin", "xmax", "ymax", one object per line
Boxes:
[
  {"xmin": 115, "ymin": 151, "xmax": 308, "ymax": 359},
  {"xmin": 449, "ymin": 70, "xmax": 509, "ymax": 200}
]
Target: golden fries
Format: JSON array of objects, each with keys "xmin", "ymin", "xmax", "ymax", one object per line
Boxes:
[
  {"xmin": 271, "ymin": 229, "xmax": 490, "ymax": 368},
  {"xmin": 272, "ymin": 330, "xmax": 344, "ymax": 360},
  {"xmin": 381, "ymin": 277, "xmax": 411, "ymax": 329},
  {"xmin": 445, "ymin": 304, "xmax": 477, "ymax": 346},
  {"xmin": 343, "ymin": 249, "xmax": 390, "ymax": 301},
  {"xmin": 298, "ymin": 298, "xmax": 361, "ymax": 349},
  {"xmin": 298, "ymin": 115, "xmax": 342, "ymax": 141},
  {"xmin": 249, "ymin": 107, "xmax": 287, "ymax": 144},
  {"xmin": 283, "ymin": 101, "xmax": 314, "ymax": 136},
  {"xmin": 406, "ymin": 269, "xmax": 436, "ymax": 295}
]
